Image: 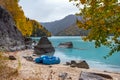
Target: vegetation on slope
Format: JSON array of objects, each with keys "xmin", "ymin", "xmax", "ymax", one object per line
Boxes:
[{"xmin": 30, "ymin": 20, "xmax": 51, "ymax": 37}]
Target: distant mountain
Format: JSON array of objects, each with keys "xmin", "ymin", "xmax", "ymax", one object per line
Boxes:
[
  {"xmin": 41, "ymin": 15, "xmax": 83, "ymax": 35},
  {"xmin": 41, "ymin": 14, "xmax": 89, "ymax": 36},
  {"xmin": 56, "ymin": 23, "xmax": 80, "ymax": 36}
]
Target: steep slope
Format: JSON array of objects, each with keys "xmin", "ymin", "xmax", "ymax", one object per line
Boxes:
[{"xmin": 41, "ymin": 15, "xmax": 82, "ymax": 35}]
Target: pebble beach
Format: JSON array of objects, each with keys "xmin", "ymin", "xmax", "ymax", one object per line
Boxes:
[{"xmin": 1, "ymin": 49, "xmax": 120, "ymax": 80}]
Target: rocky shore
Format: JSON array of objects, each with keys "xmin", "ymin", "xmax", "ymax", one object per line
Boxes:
[{"xmin": 1, "ymin": 49, "xmax": 120, "ymax": 80}]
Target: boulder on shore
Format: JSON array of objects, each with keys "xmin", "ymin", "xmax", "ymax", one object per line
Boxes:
[
  {"xmin": 9, "ymin": 55, "xmax": 16, "ymax": 60},
  {"xmin": 0, "ymin": 6, "xmax": 25, "ymax": 51},
  {"xmin": 58, "ymin": 42, "xmax": 73, "ymax": 48},
  {"xmin": 24, "ymin": 37, "xmax": 33, "ymax": 49},
  {"xmin": 34, "ymin": 36, "xmax": 55, "ymax": 55},
  {"xmin": 66, "ymin": 60, "xmax": 89, "ymax": 69},
  {"xmin": 79, "ymin": 71, "xmax": 112, "ymax": 80}
]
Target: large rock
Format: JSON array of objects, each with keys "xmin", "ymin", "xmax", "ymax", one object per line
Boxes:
[
  {"xmin": 79, "ymin": 72, "xmax": 112, "ymax": 80},
  {"xmin": 76, "ymin": 60, "xmax": 89, "ymax": 69},
  {"xmin": 79, "ymin": 72, "xmax": 105, "ymax": 80},
  {"xmin": 34, "ymin": 36, "xmax": 55, "ymax": 55},
  {"xmin": 58, "ymin": 42, "xmax": 73, "ymax": 48},
  {"xmin": 0, "ymin": 6, "xmax": 25, "ymax": 51},
  {"xmin": 66, "ymin": 60, "xmax": 89, "ymax": 69}
]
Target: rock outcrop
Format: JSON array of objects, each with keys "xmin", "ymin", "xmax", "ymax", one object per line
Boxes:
[
  {"xmin": 24, "ymin": 37, "xmax": 33, "ymax": 49},
  {"xmin": 58, "ymin": 42, "xmax": 73, "ymax": 48},
  {"xmin": 66, "ymin": 60, "xmax": 89, "ymax": 69},
  {"xmin": 34, "ymin": 36, "xmax": 55, "ymax": 55},
  {"xmin": 0, "ymin": 6, "xmax": 25, "ymax": 51},
  {"xmin": 79, "ymin": 72, "xmax": 112, "ymax": 80}
]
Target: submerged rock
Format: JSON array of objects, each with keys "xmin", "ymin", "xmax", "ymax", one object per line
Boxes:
[
  {"xmin": 34, "ymin": 36, "xmax": 55, "ymax": 55},
  {"xmin": 0, "ymin": 6, "xmax": 25, "ymax": 51},
  {"xmin": 58, "ymin": 42, "xmax": 73, "ymax": 48}
]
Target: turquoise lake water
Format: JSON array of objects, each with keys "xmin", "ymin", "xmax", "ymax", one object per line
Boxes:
[{"xmin": 32, "ymin": 36, "xmax": 120, "ymax": 72}]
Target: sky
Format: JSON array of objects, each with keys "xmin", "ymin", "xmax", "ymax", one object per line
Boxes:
[{"xmin": 19, "ymin": 0, "xmax": 80, "ymax": 22}]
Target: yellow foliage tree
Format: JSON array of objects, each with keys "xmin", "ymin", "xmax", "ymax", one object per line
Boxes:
[{"xmin": 30, "ymin": 20, "xmax": 51, "ymax": 37}]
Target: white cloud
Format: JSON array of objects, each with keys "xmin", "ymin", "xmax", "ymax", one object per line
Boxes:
[{"xmin": 19, "ymin": 0, "xmax": 79, "ymax": 22}]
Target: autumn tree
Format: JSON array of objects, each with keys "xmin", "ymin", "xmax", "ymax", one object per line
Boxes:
[
  {"xmin": 70, "ymin": 0, "xmax": 120, "ymax": 57},
  {"xmin": 30, "ymin": 20, "xmax": 51, "ymax": 37}
]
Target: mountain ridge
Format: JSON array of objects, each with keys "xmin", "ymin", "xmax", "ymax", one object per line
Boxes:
[{"xmin": 41, "ymin": 14, "xmax": 83, "ymax": 35}]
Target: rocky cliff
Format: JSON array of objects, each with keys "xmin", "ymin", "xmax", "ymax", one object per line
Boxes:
[{"xmin": 0, "ymin": 6, "xmax": 25, "ymax": 51}]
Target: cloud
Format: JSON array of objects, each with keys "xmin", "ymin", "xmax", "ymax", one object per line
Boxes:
[{"xmin": 19, "ymin": 0, "xmax": 79, "ymax": 22}]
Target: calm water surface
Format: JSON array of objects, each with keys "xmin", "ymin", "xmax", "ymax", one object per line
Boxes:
[{"xmin": 32, "ymin": 36, "xmax": 120, "ymax": 72}]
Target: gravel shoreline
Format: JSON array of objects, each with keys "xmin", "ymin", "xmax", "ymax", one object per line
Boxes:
[{"xmin": 3, "ymin": 49, "xmax": 120, "ymax": 80}]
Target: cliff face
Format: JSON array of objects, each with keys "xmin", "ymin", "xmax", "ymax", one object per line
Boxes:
[{"xmin": 0, "ymin": 6, "xmax": 25, "ymax": 51}]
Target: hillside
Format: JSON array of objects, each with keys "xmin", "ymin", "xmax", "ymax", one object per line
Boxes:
[
  {"xmin": 56, "ymin": 23, "xmax": 80, "ymax": 36},
  {"xmin": 41, "ymin": 14, "xmax": 88, "ymax": 36},
  {"xmin": 41, "ymin": 15, "xmax": 83, "ymax": 35},
  {"xmin": 56, "ymin": 23, "xmax": 89, "ymax": 36}
]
